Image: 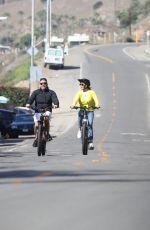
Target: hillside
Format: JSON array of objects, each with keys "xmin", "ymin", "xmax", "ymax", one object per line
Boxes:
[
  {"xmin": 0, "ymin": 0, "xmax": 149, "ymax": 45},
  {"xmin": 0, "ymin": 0, "xmax": 149, "ymax": 83},
  {"xmin": 0, "ymin": 0, "xmax": 132, "ymax": 22}
]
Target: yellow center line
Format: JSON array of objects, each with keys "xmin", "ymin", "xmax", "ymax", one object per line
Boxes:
[
  {"xmin": 36, "ymin": 171, "xmax": 53, "ymax": 181},
  {"xmin": 94, "ymin": 72, "xmax": 117, "ymax": 163},
  {"xmin": 74, "ymin": 160, "xmax": 85, "ymax": 167},
  {"xmin": 112, "ymin": 72, "xmax": 116, "ymax": 82},
  {"xmin": 84, "ymin": 48, "xmax": 113, "ymax": 64},
  {"xmin": 12, "ymin": 179, "xmax": 22, "ymax": 184}
]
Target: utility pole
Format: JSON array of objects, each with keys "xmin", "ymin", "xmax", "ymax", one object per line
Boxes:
[
  {"xmin": 114, "ymin": 0, "xmax": 117, "ymax": 23},
  {"xmin": 31, "ymin": 0, "xmax": 35, "ymax": 66},
  {"xmin": 128, "ymin": 8, "xmax": 132, "ymax": 37},
  {"xmin": 45, "ymin": 0, "xmax": 52, "ymax": 48},
  {"xmin": 46, "ymin": 0, "xmax": 49, "ymax": 48},
  {"xmin": 30, "ymin": 0, "xmax": 41, "ymax": 95},
  {"xmin": 49, "ymin": 0, "xmax": 52, "ymax": 46}
]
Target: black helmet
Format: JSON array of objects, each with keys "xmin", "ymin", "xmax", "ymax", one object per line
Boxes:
[
  {"xmin": 78, "ymin": 78, "xmax": 90, "ymax": 87},
  {"xmin": 40, "ymin": 77, "xmax": 47, "ymax": 83}
]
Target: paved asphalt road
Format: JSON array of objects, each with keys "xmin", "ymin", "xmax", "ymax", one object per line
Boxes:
[{"xmin": 0, "ymin": 44, "xmax": 150, "ymax": 230}]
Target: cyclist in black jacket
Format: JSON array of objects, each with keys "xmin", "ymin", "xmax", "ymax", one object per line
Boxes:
[{"xmin": 26, "ymin": 77, "xmax": 59, "ymax": 147}]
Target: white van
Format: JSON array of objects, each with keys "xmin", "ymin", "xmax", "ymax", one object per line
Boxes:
[{"xmin": 44, "ymin": 47, "xmax": 64, "ymax": 69}]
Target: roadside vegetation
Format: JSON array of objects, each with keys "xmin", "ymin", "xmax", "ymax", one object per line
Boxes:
[
  {"xmin": 0, "ymin": 58, "xmax": 30, "ymax": 87},
  {"xmin": 117, "ymin": 0, "xmax": 150, "ymax": 37},
  {"xmin": 1, "ymin": 0, "xmax": 150, "ymax": 50},
  {"xmin": 0, "ymin": 1, "xmax": 104, "ymax": 50},
  {"xmin": 0, "ymin": 86, "xmax": 29, "ymax": 106},
  {"xmin": 0, "ymin": 0, "xmax": 150, "ymax": 106}
]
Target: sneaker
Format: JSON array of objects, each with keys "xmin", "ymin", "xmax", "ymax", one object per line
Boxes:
[
  {"xmin": 77, "ymin": 129, "xmax": 81, "ymax": 139},
  {"xmin": 32, "ymin": 139, "xmax": 37, "ymax": 147},
  {"xmin": 89, "ymin": 142, "xmax": 94, "ymax": 150},
  {"xmin": 48, "ymin": 134, "xmax": 52, "ymax": 141}
]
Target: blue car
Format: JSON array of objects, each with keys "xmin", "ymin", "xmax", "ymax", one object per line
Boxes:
[
  {"xmin": 0, "ymin": 109, "xmax": 17, "ymax": 138},
  {"xmin": 11, "ymin": 114, "xmax": 34, "ymax": 136}
]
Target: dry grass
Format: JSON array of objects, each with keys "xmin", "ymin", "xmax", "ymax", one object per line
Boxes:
[
  {"xmin": 0, "ymin": 0, "xmax": 148, "ymax": 40},
  {"xmin": 0, "ymin": 0, "xmax": 148, "ymax": 34}
]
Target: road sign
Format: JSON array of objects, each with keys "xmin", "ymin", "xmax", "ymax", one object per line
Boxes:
[
  {"xmin": 27, "ymin": 47, "xmax": 38, "ymax": 56},
  {"xmin": 146, "ymin": 31, "xmax": 150, "ymax": 37},
  {"xmin": 30, "ymin": 66, "xmax": 42, "ymax": 82}
]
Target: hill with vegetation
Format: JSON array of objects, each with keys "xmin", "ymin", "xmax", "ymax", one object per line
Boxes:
[
  {"xmin": 0, "ymin": 0, "xmax": 150, "ymax": 49},
  {"xmin": 0, "ymin": 0, "xmax": 150, "ymax": 88}
]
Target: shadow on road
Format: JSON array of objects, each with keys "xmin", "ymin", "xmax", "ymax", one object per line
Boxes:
[
  {"xmin": 49, "ymin": 65, "xmax": 80, "ymax": 70},
  {"xmin": 63, "ymin": 65, "xmax": 80, "ymax": 70},
  {"xmin": 0, "ymin": 169, "xmax": 150, "ymax": 184},
  {"xmin": 0, "ymin": 136, "xmax": 34, "ymax": 148}
]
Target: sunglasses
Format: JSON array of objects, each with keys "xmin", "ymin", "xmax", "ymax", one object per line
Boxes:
[
  {"xmin": 40, "ymin": 82, "xmax": 47, "ymax": 85},
  {"xmin": 79, "ymin": 83, "xmax": 85, "ymax": 86}
]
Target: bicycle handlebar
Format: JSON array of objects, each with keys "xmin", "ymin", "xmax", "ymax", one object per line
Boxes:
[
  {"xmin": 31, "ymin": 106, "xmax": 50, "ymax": 113},
  {"xmin": 71, "ymin": 106, "xmax": 100, "ymax": 110}
]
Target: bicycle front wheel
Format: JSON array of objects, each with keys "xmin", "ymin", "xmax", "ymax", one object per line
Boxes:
[
  {"xmin": 41, "ymin": 140, "xmax": 46, "ymax": 156},
  {"xmin": 81, "ymin": 123, "xmax": 88, "ymax": 155},
  {"xmin": 37, "ymin": 123, "xmax": 43, "ymax": 156}
]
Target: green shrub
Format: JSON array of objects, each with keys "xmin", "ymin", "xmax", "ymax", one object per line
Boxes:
[
  {"xmin": 1, "ymin": 58, "xmax": 30, "ymax": 86},
  {"xmin": 126, "ymin": 37, "xmax": 135, "ymax": 42},
  {"xmin": 93, "ymin": 1, "xmax": 103, "ymax": 10},
  {"xmin": 0, "ymin": 86, "xmax": 29, "ymax": 106}
]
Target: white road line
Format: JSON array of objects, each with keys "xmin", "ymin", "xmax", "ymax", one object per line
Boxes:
[
  {"xmin": 95, "ymin": 113, "xmax": 101, "ymax": 118},
  {"xmin": 132, "ymin": 139, "xmax": 141, "ymax": 142},
  {"xmin": 121, "ymin": 132, "xmax": 146, "ymax": 136},
  {"xmin": 122, "ymin": 48, "xmax": 136, "ymax": 60},
  {"xmin": 145, "ymin": 73, "xmax": 150, "ymax": 94}
]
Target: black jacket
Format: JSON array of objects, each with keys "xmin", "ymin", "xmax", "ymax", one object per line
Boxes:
[{"xmin": 27, "ymin": 88, "xmax": 59, "ymax": 112}]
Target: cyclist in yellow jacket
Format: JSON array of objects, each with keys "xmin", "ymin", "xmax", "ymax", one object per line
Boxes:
[{"xmin": 71, "ymin": 78, "xmax": 101, "ymax": 149}]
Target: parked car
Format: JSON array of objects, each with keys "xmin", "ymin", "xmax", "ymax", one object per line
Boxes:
[
  {"xmin": 13, "ymin": 106, "xmax": 34, "ymax": 115},
  {"xmin": 11, "ymin": 114, "xmax": 34, "ymax": 136},
  {"xmin": 0, "ymin": 109, "xmax": 18, "ymax": 138}
]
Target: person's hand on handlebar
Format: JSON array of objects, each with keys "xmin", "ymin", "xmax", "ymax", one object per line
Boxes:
[
  {"xmin": 53, "ymin": 104, "xmax": 59, "ymax": 109},
  {"xmin": 70, "ymin": 105, "xmax": 100, "ymax": 110},
  {"xmin": 70, "ymin": 105, "xmax": 77, "ymax": 109},
  {"xmin": 26, "ymin": 104, "xmax": 31, "ymax": 108}
]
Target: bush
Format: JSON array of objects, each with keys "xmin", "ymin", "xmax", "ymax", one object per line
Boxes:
[
  {"xmin": 93, "ymin": 1, "xmax": 103, "ymax": 10},
  {"xmin": 18, "ymin": 33, "xmax": 31, "ymax": 50},
  {"xmin": 0, "ymin": 86, "xmax": 30, "ymax": 106},
  {"xmin": 1, "ymin": 58, "xmax": 30, "ymax": 87},
  {"xmin": 126, "ymin": 37, "xmax": 135, "ymax": 42}
]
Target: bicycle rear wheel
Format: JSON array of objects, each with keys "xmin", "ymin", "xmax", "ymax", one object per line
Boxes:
[
  {"xmin": 37, "ymin": 123, "xmax": 43, "ymax": 156},
  {"xmin": 81, "ymin": 123, "xmax": 88, "ymax": 155}
]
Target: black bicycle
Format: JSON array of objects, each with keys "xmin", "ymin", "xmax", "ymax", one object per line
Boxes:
[
  {"xmin": 33, "ymin": 108, "xmax": 50, "ymax": 156},
  {"xmin": 72, "ymin": 106, "xmax": 100, "ymax": 155}
]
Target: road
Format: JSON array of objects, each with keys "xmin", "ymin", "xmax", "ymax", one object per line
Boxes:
[{"xmin": 0, "ymin": 44, "xmax": 150, "ymax": 230}]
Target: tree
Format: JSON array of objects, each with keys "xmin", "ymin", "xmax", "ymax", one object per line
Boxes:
[
  {"xmin": 93, "ymin": 1, "xmax": 103, "ymax": 10},
  {"xmin": 19, "ymin": 34, "xmax": 31, "ymax": 49},
  {"xmin": 142, "ymin": 0, "xmax": 150, "ymax": 15},
  {"xmin": 117, "ymin": 0, "xmax": 141, "ymax": 36}
]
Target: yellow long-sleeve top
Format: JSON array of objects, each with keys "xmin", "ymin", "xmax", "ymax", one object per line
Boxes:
[{"xmin": 72, "ymin": 89, "xmax": 100, "ymax": 111}]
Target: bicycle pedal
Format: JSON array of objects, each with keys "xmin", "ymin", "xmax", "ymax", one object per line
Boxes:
[
  {"xmin": 89, "ymin": 146, "xmax": 94, "ymax": 150},
  {"xmin": 48, "ymin": 136, "xmax": 52, "ymax": 141}
]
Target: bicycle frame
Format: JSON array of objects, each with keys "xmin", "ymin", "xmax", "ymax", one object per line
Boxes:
[
  {"xmin": 37, "ymin": 111, "xmax": 49, "ymax": 156},
  {"xmin": 38, "ymin": 113, "xmax": 49, "ymax": 140},
  {"xmin": 82, "ymin": 110, "xmax": 88, "ymax": 126},
  {"xmin": 32, "ymin": 107, "xmax": 50, "ymax": 156}
]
